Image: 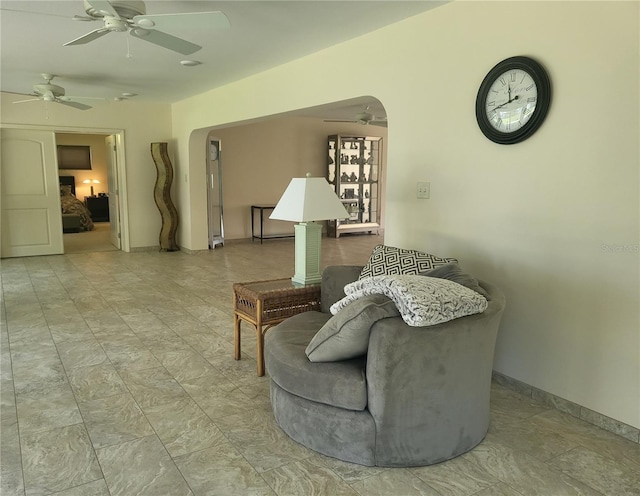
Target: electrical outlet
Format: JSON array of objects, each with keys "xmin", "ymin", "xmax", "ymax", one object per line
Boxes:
[{"xmin": 417, "ymin": 181, "xmax": 430, "ymax": 199}]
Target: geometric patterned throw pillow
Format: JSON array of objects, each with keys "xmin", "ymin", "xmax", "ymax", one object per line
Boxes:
[{"xmin": 359, "ymin": 244, "xmax": 458, "ymax": 279}]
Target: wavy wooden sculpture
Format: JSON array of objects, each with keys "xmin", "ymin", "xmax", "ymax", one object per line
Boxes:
[{"xmin": 150, "ymin": 142, "xmax": 179, "ymax": 252}]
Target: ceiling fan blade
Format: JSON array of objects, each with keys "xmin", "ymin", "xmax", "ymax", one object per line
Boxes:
[
  {"xmin": 63, "ymin": 28, "xmax": 110, "ymax": 46},
  {"xmin": 12, "ymin": 98, "xmax": 40, "ymax": 104},
  {"xmin": 56, "ymin": 100, "xmax": 92, "ymax": 111},
  {"xmin": 85, "ymin": 0, "xmax": 120, "ymax": 19},
  {"xmin": 130, "ymin": 28, "xmax": 201, "ymax": 55},
  {"xmin": 324, "ymin": 119, "xmax": 358, "ymax": 123},
  {"xmin": 369, "ymin": 121, "xmax": 388, "ymax": 128},
  {"xmin": 132, "ymin": 11, "xmax": 230, "ymax": 32}
]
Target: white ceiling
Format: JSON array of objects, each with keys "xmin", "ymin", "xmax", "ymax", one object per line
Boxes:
[{"xmin": 0, "ymin": 1, "xmax": 445, "ymax": 119}]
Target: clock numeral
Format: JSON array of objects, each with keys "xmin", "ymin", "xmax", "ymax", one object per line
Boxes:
[
  {"xmin": 499, "ymin": 77, "xmax": 507, "ymax": 86},
  {"xmin": 510, "ymin": 72, "xmax": 517, "ymax": 82},
  {"xmin": 487, "ymin": 101, "xmax": 496, "ymax": 107},
  {"xmin": 520, "ymin": 74, "xmax": 527, "ymax": 84},
  {"xmin": 527, "ymin": 97, "xmax": 536, "ymax": 103},
  {"xmin": 525, "ymin": 83, "xmax": 535, "ymax": 91}
]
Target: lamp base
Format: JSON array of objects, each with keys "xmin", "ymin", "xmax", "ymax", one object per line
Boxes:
[{"xmin": 291, "ymin": 222, "xmax": 322, "ymax": 286}]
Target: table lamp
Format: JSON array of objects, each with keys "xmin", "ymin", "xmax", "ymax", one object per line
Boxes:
[
  {"xmin": 270, "ymin": 173, "xmax": 349, "ymax": 285},
  {"xmin": 83, "ymin": 179, "xmax": 100, "ymax": 196}
]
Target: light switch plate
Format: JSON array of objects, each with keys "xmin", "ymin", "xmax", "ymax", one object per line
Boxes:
[{"xmin": 417, "ymin": 181, "xmax": 430, "ymax": 199}]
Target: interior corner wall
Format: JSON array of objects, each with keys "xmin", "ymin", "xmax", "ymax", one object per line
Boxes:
[
  {"xmin": 172, "ymin": 1, "xmax": 639, "ymax": 429},
  {"xmin": 0, "ymin": 96, "xmax": 172, "ymax": 250}
]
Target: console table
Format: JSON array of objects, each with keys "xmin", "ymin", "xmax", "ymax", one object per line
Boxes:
[
  {"xmin": 233, "ymin": 278, "xmax": 321, "ymax": 376},
  {"xmin": 251, "ymin": 205, "xmax": 294, "ymax": 244}
]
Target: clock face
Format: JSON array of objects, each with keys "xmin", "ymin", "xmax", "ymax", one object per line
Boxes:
[
  {"xmin": 485, "ymin": 69, "xmax": 538, "ymax": 133},
  {"xmin": 476, "ymin": 56, "xmax": 551, "ymax": 144}
]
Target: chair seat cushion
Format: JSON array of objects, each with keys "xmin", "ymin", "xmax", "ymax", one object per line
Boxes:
[{"xmin": 265, "ymin": 311, "xmax": 368, "ymax": 411}]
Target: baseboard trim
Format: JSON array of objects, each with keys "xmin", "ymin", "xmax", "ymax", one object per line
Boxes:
[{"xmin": 492, "ymin": 371, "xmax": 639, "ymax": 444}]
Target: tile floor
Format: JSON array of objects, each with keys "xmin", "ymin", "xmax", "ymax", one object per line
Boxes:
[{"xmin": 1, "ymin": 235, "xmax": 639, "ymax": 496}]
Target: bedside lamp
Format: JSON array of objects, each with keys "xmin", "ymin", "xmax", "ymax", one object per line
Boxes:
[
  {"xmin": 83, "ymin": 179, "xmax": 100, "ymax": 196},
  {"xmin": 270, "ymin": 173, "xmax": 349, "ymax": 285}
]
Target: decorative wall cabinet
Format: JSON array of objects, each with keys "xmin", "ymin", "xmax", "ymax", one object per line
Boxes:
[{"xmin": 327, "ymin": 135, "xmax": 382, "ymax": 238}]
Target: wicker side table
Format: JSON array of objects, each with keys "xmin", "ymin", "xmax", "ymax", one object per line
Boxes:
[{"xmin": 233, "ymin": 278, "xmax": 321, "ymax": 376}]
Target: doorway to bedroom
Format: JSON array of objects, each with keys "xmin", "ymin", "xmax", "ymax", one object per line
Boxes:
[{"xmin": 57, "ymin": 132, "xmax": 122, "ymax": 254}]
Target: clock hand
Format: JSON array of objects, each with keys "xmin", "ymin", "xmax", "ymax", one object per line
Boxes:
[{"xmin": 491, "ymin": 94, "xmax": 519, "ymax": 111}]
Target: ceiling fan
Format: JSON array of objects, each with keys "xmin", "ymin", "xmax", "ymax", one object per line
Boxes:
[
  {"xmin": 325, "ymin": 107, "xmax": 388, "ymax": 127},
  {"xmin": 13, "ymin": 74, "xmax": 94, "ymax": 111},
  {"xmin": 64, "ymin": 0, "xmax": 230, "ymax": 55}
]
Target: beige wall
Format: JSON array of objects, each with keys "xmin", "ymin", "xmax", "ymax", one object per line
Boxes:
[
  {"xmin": 55, "ymin": 133, "xmax": 108, "ymax": 199},
  {"xmin": 209, "ymin": 116, "xmax": 387, "ymax": 240},
  {"xmin": 172, "ymin": 1, "xmax": 639, "ymax": 429},
  {"xmin": 0, "ymin": 97, "xmax": 172, "ymax": 249}
]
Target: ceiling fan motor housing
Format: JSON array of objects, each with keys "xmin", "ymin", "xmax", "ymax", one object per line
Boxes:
[
  {"xmin": 83, "ymin": 0, "xmax": 146, "ymax": 19},
  {"xmin": 34, "ymin": 83, "xmax": 65, "ymax": 98}
]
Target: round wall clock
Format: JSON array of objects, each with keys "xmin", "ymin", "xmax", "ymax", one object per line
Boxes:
[{"xmin": 475, "ymin": 56, "xmax": 551, "ymax": 145}]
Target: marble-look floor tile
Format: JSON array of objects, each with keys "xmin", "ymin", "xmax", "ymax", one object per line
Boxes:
[
  {"xmin": 548, "ymin": 445, "xmax": 640, "ymax": 496},
  {"xmin": 179, "ymin": 373, "xmax": 259, "ymax": 420},
  {"xmin": 119, "ymin": 366, "xmax": 189, "ymax": 409},
  {"xmin": 102, "ymin": 341, "xmax": 162, "ymax": 373},
  {"xmin": 528, "ymin": 409, "xmax": 640, "ymax": 469},
  {"xmin": 261, "ymin": 458, "xmax": 359, "ymax": 496},
  {"xmin": 67, "ymin": 362, "xmax": 128, "ymax": 402},
  {"xmin": 174, "ymin": 439, "xmax": 275, "ymax": 496},
  {"xmin": 462, "ymin": 437, "xmax": 604, "ymax": 496},
  {"xmin": 213, "ymin": 407, "xmax": 313, "ymax": 473},
  {"xmin": 79, "ymin": 392, "xmax": 154, "ymax": 449},
  {"xmin": 97, "ymin": 434, "xmax": 194, "ymax": 496},
  {"xmin": 56, "ymin": 338, "xmax": 108, "ymax": 370},
  {"xmin": 48, "ymin": 322, "xmax": 95, "ymax": 344},
  {"xmin": 410, "ymin": 453, "xmax": 499, "ymax": 496},
  {"xmin": 490, "ymin": 383, "xmax": 552, "ymax": 420},
  {"xmin": 487, "ymin": 410, "xmax": 578, "ymax": 462},
  {"xmin": 21, "ymin": 423, "xmax": 102, "ymax": 495},
  {"xmin": 49, "ymin": 479, "xmax": 110, "ymax": 496},
  {"xmin": 9, "ymin": 338, "xmax": 59, "ymax": 364},
  {"xmin": 473, "ymin": 482, "xmax": 526, "ymax": 496},
  {"xmin": 12, "ymin": 357, "xmax": 69, "ymax": 395},
  {"xmin": 309, "ymin": 451, "xmax": 388, "ymax": 484},
  {"xmin": 152, "ymin": 347, "xmax": 218, "ymax": 382},
  {"xmin": 143, "ymin": 396, "xmax": 225, "ymax": 457},
  {"xmin": 349, "ymin": 468, "xmax": 440, "ymax": 496},
  {"xmin": 16, "ymin": 384, "xmax": 82, "ymax": 434}
]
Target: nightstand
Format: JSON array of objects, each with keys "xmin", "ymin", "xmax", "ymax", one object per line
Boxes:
[{"xmin": 85, "ymin": 196, "xmax": 110, "ymax": 222}]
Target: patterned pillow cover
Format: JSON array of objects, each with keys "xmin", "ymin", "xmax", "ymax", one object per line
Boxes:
[{"xmin": 359, "ymin": 244, "xmax": 458, "ymax": 279}]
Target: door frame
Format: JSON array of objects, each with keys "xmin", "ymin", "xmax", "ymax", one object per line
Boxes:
[{"xmin": 1, "ymin": 123, "xmax": 130, "ymax": 253}]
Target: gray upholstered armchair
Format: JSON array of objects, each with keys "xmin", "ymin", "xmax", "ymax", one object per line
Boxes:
[{"xmin": 264, "ymin": 265, "xmax": 506, "ymax": 467}]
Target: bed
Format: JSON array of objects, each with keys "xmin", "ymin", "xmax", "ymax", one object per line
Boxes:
[{"xmin": 59, "ymin": 176, "xmax": 94, "ymax": 232}]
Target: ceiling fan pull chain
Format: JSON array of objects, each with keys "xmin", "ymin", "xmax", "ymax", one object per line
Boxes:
[{"xmin": 126, "ymin": 33, "xmax": 133, "ymax": 59}]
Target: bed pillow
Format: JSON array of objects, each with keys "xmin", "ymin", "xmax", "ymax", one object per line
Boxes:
[
  {"xmin": 306, "ymin": 294, "xmax": 399, "ymax": 362},
  {"xmin": 423, "ymin": 263, "xmax": 490, "ymax": 300},
  {"xmin": 359, "ymin": 244, "xmax": 458, "ymax": 280}
]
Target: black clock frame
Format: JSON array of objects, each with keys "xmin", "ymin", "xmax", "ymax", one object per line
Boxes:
[{"xmin": 475, "ymin": 56, "xmax": 551, "ymax": 145}]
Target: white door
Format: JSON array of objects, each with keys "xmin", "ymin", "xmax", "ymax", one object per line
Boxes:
[
  {"xmin": 0, "ymin": 129, "xmax": 63, "ymax": 258},
  {"xmin": 105, "ymin": 135, "xmax": 121, "ymax": 249}
]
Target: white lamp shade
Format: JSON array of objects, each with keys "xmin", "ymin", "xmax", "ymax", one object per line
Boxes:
[{"xmin": 269, "ymin": 175, "xmax": 348, "ymax": 222}]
